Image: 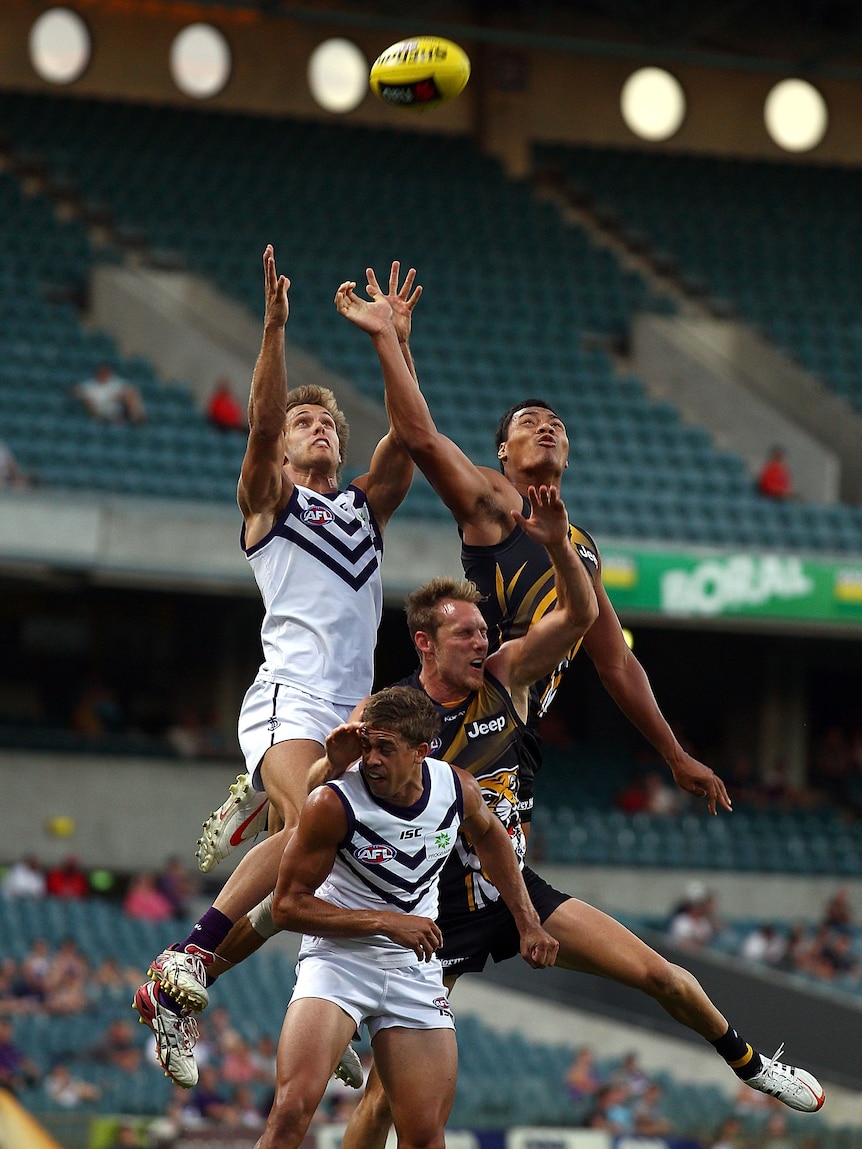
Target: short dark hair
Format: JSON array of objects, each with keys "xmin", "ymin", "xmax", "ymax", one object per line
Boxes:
[
  {"xmin": 494, "ymin": 399, "xmax": 560, "ymax": 470},
  {"xmin": 361, "ymin": 686, "xmax": 440, "ymax": 747}
]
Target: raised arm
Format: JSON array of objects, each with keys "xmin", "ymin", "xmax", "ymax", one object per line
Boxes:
[
  {"xmin": 457, "ymin": 767, "xmax": 558, "ymax": 969},
  {"xmin": 305, "ymin": 715, "xmax": 365, "ymax": 793},
  {"xmin": 238, "ymin": 244, "xmax": 292, "ymax": 545},
  {"xmin": 346, "ymin": 267, "xmax": 515, "ymax": 536},
  {"xmin": 488, "ymin": 485, "xmax": 598, "ymax": 709},
  {"xmin": 332, "ymin": 278, "xmax": 412, "ymax": 531},
  {"xmin": 582, "ymin": 573, "xmax": 732, "ymax": 816},
  {"xmin": 271, "ymin": 786, "xmax": 443, "ymax": 961}
]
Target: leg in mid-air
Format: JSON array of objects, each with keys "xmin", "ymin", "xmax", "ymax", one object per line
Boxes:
[{"xmin": 135, "ymin": 739, "xmax": 362, "ymax": 1089}]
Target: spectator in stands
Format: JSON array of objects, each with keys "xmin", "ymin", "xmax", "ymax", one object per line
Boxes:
[
  {"xmin": 668, "ymin": 882, "xmax": 720, "ymax": 949},
  {"xmin": 183, "ymin": 1064, "xmax": 236, "ymax": 1123},
  {"xmin": 0, "ymin": 855, "xmax": 46, "ymax": 899},
  {"xmin": 820, "ymin": 886, "xmax": 853, "ymax": 934},
  {"xmin": 105, "ymin": 1125, "xmax": 143, "ymax": 1148},
  {"xmin": 740, "ymin": 923, "xmax": 788, "ymax": 967},
  {"xmin": 43, "ymin": 937, "xmax": 90, "ymax": 1014},
  {"xmin": 0, "ymin": 1017, "xmax": 41, "ymax": 1094},
  {"xmin": 233, "ymin": 1085, "xmax": 268, "ymax": 1131},
  {"xmin": 44, "ymin": 1062, "xmax": 101, "ymax": 1108},
  {"xmin": 642, "ymin": 768, "xmax": 682, "ymax": 815},
  {"xmin": 707, "ymin": 1114, "xmax": 745, "ymax": 1149},
  {"xmin": 155, "ymin": 855, "xmax": 199, "ymax": 919},
  {"xmin": 806, "ymin": 926, "xmax": 861, "ymax": 982},
  {"xmin": 73, "ymin": 363, "xmax": 147, "ymax": 425},
  {"xmin": 0, "ymin": 438, "xmax": 33, "ymax": 488},
  {"xmin": 85, "ymin": 1018, "xmax": 144, "ymax": 1073},
  {"xmin": 760, "ymin": 1112, "xmax": 794, "ymax": 1149},
  {"xmin": 45, "ymin": 856, "xmax": 89, "ymax": 899},
  {"xmin": 757, "ymin": 447, "xmax": 794, "ymax": 500},
  {"xmin": 565, "ymin": 1045, "xmax": 603, "ymax": 1104},
  {"xmin": 632, "ymin": 1081, "xmax": 671, "ymax": 1136},
  {"xmin": 586, "ymin": 1082, "xmax": 636, "ymax": 1134},
  {"xmin": 218, "ymin": 1031, "xmax": 259, "ymax": 1086},
  {"xmin": 69, "ymin": 679, "xmax": 125, "ymax": 737},
  {"xmin": 88, "ymin": 956, "xmax": 141, "ymax": 1008},
  {"xmin": 609, "ymin": 1050, "xmax": 651, "ymax": 1098},
  {"xmin": 123, "ymin": 872, "xmax": 175, "ymax": 922},
  {"xmin": 206, "ymin": 377, "xmax": 247, "ymax": 432}
]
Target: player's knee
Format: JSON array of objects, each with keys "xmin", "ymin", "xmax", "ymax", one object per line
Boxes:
[
  {"xmin": 642, "ymin": 956, "xmax": 688, "ymax": 1001},
  {"xmin": 268, "ymin": 1087, "xmax": 316, "ymax": 1145}
]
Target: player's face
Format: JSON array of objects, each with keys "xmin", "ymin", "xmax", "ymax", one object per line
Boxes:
[
  {"xmin": 501, "ymin": 407, "xmax": 568, "ymax": 475},
  {"xmin": 359, "ymin": 727, "xmax": 426, "ymax": 803},
  {"xmin": 284, "ymin": 404, "xmax": 340, "ymax": 472},
  {"xmin": 429, "ymin": 599, "xmax": 489, "ymax": 692}
]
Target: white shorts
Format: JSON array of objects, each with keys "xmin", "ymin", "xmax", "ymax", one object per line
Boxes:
[
  {"xmin": 290, "ymin": 950, "xmax": 455, "ymax": 1040},
  {"xmin": 238, "ymin": 679, "xmax": 355, "ymax": 791}
]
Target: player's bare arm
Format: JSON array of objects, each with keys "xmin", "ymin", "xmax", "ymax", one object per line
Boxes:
[
  {"xmin": 272, "ymin": 787, "xmax": 442, "ymax": 960},
  {"xmin": 333, "ymin": 279, "xmax": 413, "ymax": 529},
  {"xmin": 239, "ymin": 244, "xmax": 292, "ymax": 545},
  {"xmin": 457, "ymin": 768, "xmax": 558, "ymax": 969},
  {"xmin": 489, "ymin": 486, "xmax": 598, "ymax": 712},
  {"xmin": 582, "ymin": 572, "xmax": 732, "ymax": 816},
  {"xmin": 358, "ymin": 265, "xmax": 520, "ymax": 542}
]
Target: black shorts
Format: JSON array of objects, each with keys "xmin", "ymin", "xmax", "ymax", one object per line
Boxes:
[{"xmin": 438, "ymin": 865, "xmax": 569, "ymax": 976}]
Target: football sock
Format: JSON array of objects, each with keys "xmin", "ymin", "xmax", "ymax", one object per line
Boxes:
[
  {"xmin": 180, "ymin": 907, "xmax": 234, "ymax": 969},
  {"xmin": 711, "ymin": 1026, "xmax": 763, "ymax": 1079}
]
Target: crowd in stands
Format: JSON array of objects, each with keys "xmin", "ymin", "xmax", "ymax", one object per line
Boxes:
[
  {"xmin": 663, "ymin": 884, "xmax": 862, "ymax": 990},
  {"xmin": 564, "ymin": 1044, "xmax": 809, "ymax": 1147}
]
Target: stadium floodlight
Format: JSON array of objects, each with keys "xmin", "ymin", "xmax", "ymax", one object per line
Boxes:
[
  {"xmin": 621, "ymin": 66, "xmax": 686, "ymax": 142},
  {"xmin": 170, "ymin": 23, "xmax": 232, "ymax": 99},
  {"xmin": 764, "ymin": 78, "xmax": 828, "ymax": 152},
  {"xmin": 29, "ymin": 6, "xmax": 91, "ymax": 85},
  {"xmin": 308, "ymin": 38, "xmax": 368, "ymax": 114}
]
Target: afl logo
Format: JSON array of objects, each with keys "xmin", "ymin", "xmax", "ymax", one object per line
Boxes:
[
  {"xmin": 430, "ymin": 737, "xmax": 442, "ymax": 753},
  {"xmin": 302, "ymin": 506, "xmax": 334, "ymax": 526},
  {"xmin": 355, "ymin": 844, "xmax": 397, "ymax": 864}
]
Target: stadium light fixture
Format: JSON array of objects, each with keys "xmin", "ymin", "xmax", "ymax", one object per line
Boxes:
[
  {"xmin": 764, "ymin": 78, "xmax": 828, "ymax": 152},
  {"xmin": 308, "ymin": 38, "xmax": 368, "ymax": 113},
  {"xmin": 621, "ymin": 66, "xmax": 686, "ymax": 141},
  {"xmin": 170, "ymin": 23, "xmax": 232, "ymax": 99},
  {"xmin": 29, "ymin": 6, "xmax": 92, "ymax": 85}
]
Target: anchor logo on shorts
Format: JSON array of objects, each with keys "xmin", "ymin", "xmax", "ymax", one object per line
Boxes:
[
  {"xmin": 433, "ymin": 996, "xmax": 453, "ymax": 1017},
  {"xmin": 267, "ymin": 716, "xmax": 280, "ymax": 733}
]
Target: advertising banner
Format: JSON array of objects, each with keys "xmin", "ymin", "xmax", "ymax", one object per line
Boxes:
[{"xmin": 600, "ymin": 546, "xmax": 862, "ymax": 628}]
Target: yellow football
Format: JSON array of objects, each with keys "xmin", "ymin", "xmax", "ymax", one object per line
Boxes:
[{"xmin": 369, "ymin": 37, "xmax": 470, "ymax": 111}]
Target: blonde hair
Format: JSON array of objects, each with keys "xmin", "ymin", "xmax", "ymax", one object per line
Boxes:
[
  {"xmin": 404, "ymin": 577, "xmax": 483, "ymax": 642},
  {"xmin": 285, "ymin": 384, "xmax": 350, "ymax": 474}
]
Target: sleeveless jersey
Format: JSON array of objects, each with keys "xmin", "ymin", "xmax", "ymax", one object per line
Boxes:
[
  {"xmin": 242, "ymin": 483, "xmax": 382, "ymax": 705},
  {"xmin": 299, "ymin": 757, "xmax": 464, "ymax": 967},
  {"xmin": 399, "ymin": 669, "xmax": 528, "ymax": 914},
  {"xmin": 461, "ymin": 498, "xmax": 600, "ymax": 722}
]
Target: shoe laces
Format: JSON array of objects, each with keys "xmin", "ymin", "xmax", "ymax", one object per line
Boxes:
[
  {"xmin": 763, "ymin": 1042, "xmax": 786, "ymax": 1074},
  {"xmin": 162, "ymin": 1008, "xmax": 199, "ymax": 1054}
]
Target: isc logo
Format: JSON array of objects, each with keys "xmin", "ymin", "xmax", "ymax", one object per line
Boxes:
[
  {"xmin": 301, "ymin": 506, "xmax": 334, "ymax": 526},
  {"xmin": 354, "ymin": 844, "xmax": 396, "ymax": 864}
]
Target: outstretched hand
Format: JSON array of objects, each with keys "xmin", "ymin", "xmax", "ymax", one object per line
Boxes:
[
  {"xmin": 512, "ymin": 485, "xmax": 569, "ymax": 549},
  {"xmin": 263, "ymin": 243, "xmax": 289, "ymax": 328},
  {"xmin": 334, "ymin": 278, "xmax": 394, "ymax": 335},
  {"xmin": 669, "ymin": 752, "xmax": 733, "ymax": 816},
  {"xmin": 367, "ymin": 262, "xmax": 422, "ymax": 345}
]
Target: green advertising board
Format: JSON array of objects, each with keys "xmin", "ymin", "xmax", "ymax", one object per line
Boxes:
[{"xmin": 599, "ymin": 546, "xmax": 862, "ymax": 627}]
